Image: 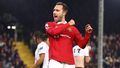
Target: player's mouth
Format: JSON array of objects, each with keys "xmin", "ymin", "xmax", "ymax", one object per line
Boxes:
[
  {"xmin": 54, "ymin": 15, "xmax": 58, "ymax": 18},
  {"xmin": 53, "ymin": 15, "xmax": 58, "ymax": 21}
]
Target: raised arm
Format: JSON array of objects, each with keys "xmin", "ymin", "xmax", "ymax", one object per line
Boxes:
[
  {"xmin": 45, "ymin": 20, "xmax": 75, "ymax": 36},
  {"xmin": 74, "ymin": 24, "xmax": 93, "ymax": 48},
  {"xmin": 45, "ymin": 22, "xmax": 69, "ymax": 35}
]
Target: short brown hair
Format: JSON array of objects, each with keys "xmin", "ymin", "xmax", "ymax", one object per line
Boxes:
[{"xmin": 56, "ymin": 2, "xmax": 68, "ymax": 13}]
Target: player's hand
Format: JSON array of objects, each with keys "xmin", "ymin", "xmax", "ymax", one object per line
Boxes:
[
  {"xmin": 68, "ymin": 19, "xmax": 75, "ymax": 26},
  {"xmin": 85, "ymin": 24, "xmax": 93, "ymax": 33},
  {"xmin": 31, "ymin": 64, "xmax": 36, "ymax": 68}
]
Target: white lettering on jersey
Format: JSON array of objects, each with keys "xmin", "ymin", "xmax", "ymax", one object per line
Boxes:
[{"xmin": 60, "ymin": 34, "xmax": 71, "ymax": 39}]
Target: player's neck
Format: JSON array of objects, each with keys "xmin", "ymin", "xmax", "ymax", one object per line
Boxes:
[
  {"xmin": 61, "ymin": 16, "xmax": 66, "ymax": 23},
  {"xmin": 57, "ymin": 17, "xmax": 66, "ymax": 24}
]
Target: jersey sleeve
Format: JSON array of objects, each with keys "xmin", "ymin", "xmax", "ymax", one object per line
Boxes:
[
  {"xmin": 38, "ymin": 45, "xmax": 47, "ymax": 55},
  {"xmin": 45, "ymin": 22, "xmax": 70, "ymax": 36},
  {"xmin": 73, "ymin": 27, "xmax": 92, "ymax": 49}
]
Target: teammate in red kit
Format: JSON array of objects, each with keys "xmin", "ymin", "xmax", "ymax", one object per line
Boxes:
[{"xmin": 45, "ymin": 2, "xmax": 93, "ymax": 68}]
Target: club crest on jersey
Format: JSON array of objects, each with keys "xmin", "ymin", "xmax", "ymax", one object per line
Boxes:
[{"xmin": 67, "ymin": 27, "xmax": 72, "ymax": 32}]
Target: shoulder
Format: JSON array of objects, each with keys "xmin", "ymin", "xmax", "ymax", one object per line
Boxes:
[
  {"xmin": 40, "ymin": 42, "xmax": 48, "ymax": 46},
  {"xmin": 68, "ymin": 26, "xmax": 80, "ymax": 34},
  {"xmin": 37, "ymin": 44, "xmax": 44, "ymax": 51},
  {"xmin": 41, "ymin": 42, "xmax": 49, "ymax": 49},
  {"xmin": 37, "ymin": 43, "xmax": 43, "ymax": 48},
  {"xmin": 37, "ymin": 42, "xmax": 48, "ymax": 50},
  {"xmin": 70, "ymin": 26, "xmax": 78, "ymax": 31},
  {"xmin": 45, "ymin": 22, "xmax": 56, "ymax": 25}
]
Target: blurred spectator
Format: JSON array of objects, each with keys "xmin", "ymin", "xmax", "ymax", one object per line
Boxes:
[
  {"xmin": 0, "ymin": 33, "xmax": 26, "ymax": 68},
  {"xmin": 29, "ymin": 33, "xmax": 37, "ymax": 55}
]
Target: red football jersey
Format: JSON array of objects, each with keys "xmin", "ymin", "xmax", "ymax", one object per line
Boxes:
[{"xmin": 45, "ymin": 22, "xmax": 91, "ymax": 64}]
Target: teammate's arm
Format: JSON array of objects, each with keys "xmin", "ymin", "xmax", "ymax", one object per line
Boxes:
[
  {"xmin": 31, "ymin": 53, "xmax": 45, "ymax": 68},
  {"xmin": 85, "ymin": 45, "xmax": 91, "ymax": 63},
  {"xmin": 85, "ymin": 56, "xmax": 91, "ymax": 63}
]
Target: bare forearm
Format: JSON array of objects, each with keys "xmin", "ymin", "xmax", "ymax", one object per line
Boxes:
[
  {"xmin": 32, "ymin": 54, "xmax": 45, "ymax": 68},
  {"xmin": 32, "ymin": 60, "xmax": 43, "ymax": 68},
  {"xmin": 85, "ymin": 56, "xmax": 91, "ymax": 63}
]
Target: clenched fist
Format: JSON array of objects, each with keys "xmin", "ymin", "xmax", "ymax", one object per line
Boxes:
[
  {"xmin": 85, "ymin": 24, "xmax": 93, "ymax": 33},
  {"xmin": 68, "ymin": 19, "xmax": 75, "ymax": 26}
]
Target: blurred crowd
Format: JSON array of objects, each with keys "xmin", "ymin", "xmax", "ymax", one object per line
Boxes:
[
  {"xmin": 103, "ymin": 34, "xmax": 120, "ymax": 68},
  {"xmin": 85, "ymin": 34, "xmax": 120, "ymax": 68},
  {"xmin": 0, "ymin": 33, "xmax": 26, "ymax": 68}
]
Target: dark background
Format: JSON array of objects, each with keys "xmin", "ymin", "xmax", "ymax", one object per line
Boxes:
[{"xmin": 0, "ymin": 0, "xmax": 120, "ymax": 39}]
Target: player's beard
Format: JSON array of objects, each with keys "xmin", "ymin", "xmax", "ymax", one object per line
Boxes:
[{"xmin": 54, "ymin": 15, "xmax": 63, "ymax": 22}]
